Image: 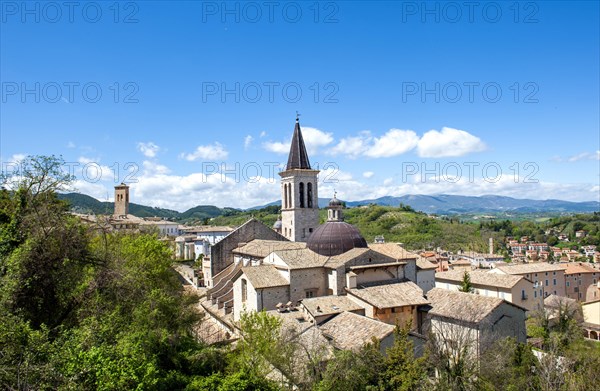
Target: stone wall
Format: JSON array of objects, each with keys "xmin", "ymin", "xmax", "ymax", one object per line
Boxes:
[
  {"xmin": 289, "ymin": 268, "xmax": 328, "ymax": 302},
  {"xmin": 210, "ymin": 219, "xmax": 287, "ymax": 279}
]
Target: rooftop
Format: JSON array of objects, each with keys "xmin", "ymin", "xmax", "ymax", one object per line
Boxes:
[
  {"xmin": 273, "ymin": 248, "xmax": 329, "ymax": 269},
  {"xmin": 495, "ymin": 262, "xmax": 565, "ymax": 275},
  {"xmin": 240, "ymin": 265, "xmax": 289, "ymax": 289},
  {"xmin": 301, "ymin": 296, "xmax": 364, "ymax": 318},
  {"xmin": 181, "ymin": 225, "xmax": 234, "ymax": 233},
  {"xmin": 544, "ymin": 294, "xmax": 578, "ymax": 309},
  {"xmin": 427, "ymin": 288, "xmax": 516, "ymax": 323},
  {"xmin": 559, "ymin": 262, "xmax": 598, "ymax": 275},
  {"xmin": 368, "ymin": 243, "xmax": 417, "ymax": 260},
  {"xmin": 347, "ymin": 281, "xmax": 429, "ymax": 309},
  {"xmin": 436, "ymin": 270, "xmax": 525, "ymax": 289},
  {"xmin": 233, "ymin": 239, "xmax": 305, "ymax": 259},
  {"xmin": 416, "ymin": 258, "xmax": 438, "ymax": 270},
  {"xmin": 323, "ymin": 247, "xmax": 372, "ymax": 268},
  {"xmin": 319, "ymin": 311, "xmax": 395, "ymax": 351}
]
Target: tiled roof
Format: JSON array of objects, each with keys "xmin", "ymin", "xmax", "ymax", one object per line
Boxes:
[
  {"xmin": 559, "ymin": 262, "xmax": 598, "ymax": 275},
  {"xmin": 436, "ymin": 270, "xmax": 524, "ymax": 289},
  {"xmin": 451, "ymin": 259, "xmax": 472, "ymax": 266},
  {"xmin": 273, "ymin": 248, "xmax": 329, "ymax": 269},
  {"xmin": 416, "ymin": 258, "xmax": 437, "ymax": 270},
  {"xmin": 368, "ymin": 243, "xmax": 417, "ymax": 260},
  {"xmin": 319, "ymin": 311, "xmax": 395, "ymax": 351},
  {"xmin": 181, "ymin": 225, "xmax": 234, "ymax": 233},
  {"xmin": 347, "ymin": 281, "xmax": 429, "ymax": 309},
  {"xmin": 302, "ymin": 296, "xmax": 364, "ymax": 318},
  {"xmin": 427, "ymin": 288, "xmax": 507, "ymax": 323},
  {"xmin": 233, "ymin": 239, "xmax": 305, "ymax": 259},
  {"xmin": 496, "ymin": 262, "xmax": 564, "ymax": 275},
  {"xmin": 240, "ymin": 265, "xmax": 289, "ymax": 289},
  {"xmin": 324, "ymin": 247, "xmax": 371, "ymax": 268},
  {"xmin": 544, "ymin": 294, "xmax": 577, "ymax": 309}
]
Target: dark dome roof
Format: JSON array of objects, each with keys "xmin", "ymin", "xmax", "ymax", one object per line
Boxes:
[
  {"xmin": 329, "ymin": 197, "xmax": 342, "ymax": 206},
  {"xmin": 307, "ymin": 221, "xmax": 368, "ymax": 256},
  {"xmin": 273, "ymin": 220, "xmax": 282, "ymax": 229}
]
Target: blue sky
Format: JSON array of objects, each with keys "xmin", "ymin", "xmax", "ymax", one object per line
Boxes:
[{"xmin": 1, "ymin": 1, "xmax": 599, "ymax": 210}]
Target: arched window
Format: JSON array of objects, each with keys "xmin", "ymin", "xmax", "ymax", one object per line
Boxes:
[
  {"xmin": 307, "ymin": 182, "xmax": 313, "ymax": 208},
  {"xmin": 299, "ymin": 182, "xmax": 305, "ymax": 208},
  {"xmin": 283, "ymin": 184, "xmax": 288, "ymax": 208},
  {"xmin": 241, "ymin": 279, "xmax": 247, "ymax": 302},
  {"xmin": 287, "ymin": 183, "xmax": 292, "ymax": 208}
]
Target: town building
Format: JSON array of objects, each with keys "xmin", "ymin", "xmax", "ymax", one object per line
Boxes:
[
  {"xmin": 581, "ymin": 300, "xmax": 600, "ymax": 341},
  {"xmin": 435, "ymin": 270, "xmax": 541, "ymax": 311},
  {"xmin": 426, "ymin": 288, "xmax": 527, "ymax": 359},
  {"xmin": 199, "ymin": 117, "xmax": 526, "ymax": 359},
  {"xmin": 491, "ymin": 262, "xmax": 566, "ymax": 298},
  {"xmin": 561, "ymin": 262, "xmax": 600, "ymax": 302}
]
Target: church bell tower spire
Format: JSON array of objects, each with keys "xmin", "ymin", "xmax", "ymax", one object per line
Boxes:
[{"xmin": 279, "ymin": 115, "xmax": 320, "ymax": 242}]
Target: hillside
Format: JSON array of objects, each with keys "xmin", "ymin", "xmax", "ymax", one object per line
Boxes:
[
  {"xmin": 59, "ymin": 192, "xmax": 599, "ymax": 225},
  {"xmin": 58, "ymin": 193, "xmax": 181, "ymax": 219}
]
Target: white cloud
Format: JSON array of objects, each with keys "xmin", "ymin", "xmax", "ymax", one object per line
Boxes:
[
  {"xmin": 364, "ymin": 129, "xmax": 419, "ymax": 158},
  {"xmin": 263, "ymin": 126, "xmax": 334, "ymax": 155},
  {"xmin": 137, "ymin": 142, "xmax": 160, "ymax": 158},
  {"xmin": 331, "ymin": 127, "xmax": 482, "ymax": 159},
  {"xmin": 329, "ymin": 131, "xmax": 371, "ymax": 159},
  {"xmin": 567, "ymin": 150, "xmax": 600, "ymax": 162},
  {"xmin": 363, "ymin": 171, "xmax": 374, "ymax": 178},
  {"xmin": 67, "ymin": 141, "xmax": 76, "ymax": 148},
  {"xmin": 383, "ymin": 177, "xmax": 393, "ymax": 186},
  {"xmin": 75, "ymin": 157, "xmax": 114, "ymax": 183},
  {"xmin": 260, "ymin": 131, "xmax": 267, "ymax": 138},
  {"xmin": 262, "ymin": 141, "xmax": 289, "ymax": 154},
  {"xmin": 181, "ymin": 142, "xmax": 228, "ymax": 161},
  {"xmin": 9, "ymin": 153, "xmax": 26, "ymax": 163},
  {"xmin": 417, "ymin": 127, "xmax": 486, "ymax": 158},
  {"xmin": 142, "ymin": 160, "xmax": 170, "ymax": 175},
  {"xmin": 301, "ymin": 127, "xmax": 334, "ymax": 155},
  {"xmin": 244, "ymin": 135, "xmax": 254, "ymax": 150}
]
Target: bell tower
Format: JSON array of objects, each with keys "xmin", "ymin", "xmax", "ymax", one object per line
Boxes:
[
  {"xmin": 114, "ymin": 183, "xmax": 129, "ymax": 216},
  {"xmin": 279, "ymin": 115, "xmax": 319, "ymax": 242}
]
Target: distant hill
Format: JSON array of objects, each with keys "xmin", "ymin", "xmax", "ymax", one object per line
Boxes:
[
  {"xmin": 344, "ymin": 194, "xmax": 600, "ymax": 214},
  {"xmin": 58, "ymin": 193, "xmax": 180, "ymax": 219},
  {"xmin": 59, "ymin": 192, "xmax": 599, "ymax": 222}
]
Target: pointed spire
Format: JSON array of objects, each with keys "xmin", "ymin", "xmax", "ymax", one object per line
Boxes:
[{"xmin": 286, "ymin": 114, "xmax": 311, "ymax": 170}]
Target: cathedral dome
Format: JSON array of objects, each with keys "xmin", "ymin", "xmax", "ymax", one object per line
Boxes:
[
  {"xmin": 329, "ymin": 196, "xmax": 342, "ymax": 207},
  {"xmin": 307, "ymin": 221, "xmax": 368, "ymax": 256},
  {"xmin": 273, "ymin": 219, "xmax": 282, "ymax": 229}
]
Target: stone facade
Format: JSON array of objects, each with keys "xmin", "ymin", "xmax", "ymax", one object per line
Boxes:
[
  {"xmin": 233, "ymin": 276, "xmax": 290, "ymax": 320},
  {"xmin": 280, "ymin": 168, "xmax": 320, "ymax": 242},
  {"xmin": 209, "ymin": 219, "xmax": 287, "ymax": 281},
  {"xmin": 114, "ymin": 183, "xmax": 129, "ymax": 216}
]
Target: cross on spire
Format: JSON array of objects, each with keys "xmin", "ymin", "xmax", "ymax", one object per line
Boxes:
[{"xmin": 296, "ymin": 111, "xmax": 301, "ymax": 122}]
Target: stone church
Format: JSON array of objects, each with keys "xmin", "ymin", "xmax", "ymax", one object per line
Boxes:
[{"xmin": 204, "ymin": 117, "xmax": 438, "ymax": 336}]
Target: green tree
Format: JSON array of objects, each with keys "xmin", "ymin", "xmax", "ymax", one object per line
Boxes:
[
  {"xmin": 315, "ymin": 341, "xmax": 384, "ymax": 391},
  {"xmin": 458, "ymin": 271, "xmax": 474, "ymax": 293},
  {"xmin": 381, "ymin": 323, "xmax": 427, "ymax": 391}
]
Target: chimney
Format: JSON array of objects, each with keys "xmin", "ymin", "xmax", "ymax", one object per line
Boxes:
[{"xmin": 346, "ymin": 272, "xmax": 357, "ymax": 289}]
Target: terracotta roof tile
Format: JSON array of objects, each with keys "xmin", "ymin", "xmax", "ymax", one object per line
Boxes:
[
  {"xmin": 347, "ymin": 281, "xmax": 429, "ymax": 308},
  {"xmin": 240, "ymin": 265, "xmax": 289, "ymax": 289},
  {"xmin": 436, "ymin": 270, "xmax": 524, "ymax": 289},
  {"xmin": 427, "ymin": 288, "xmax": 507, "ymax": 323},
  {"xmin": 319, "ymin": 311, "xmax": 395, "ymax": 350}
]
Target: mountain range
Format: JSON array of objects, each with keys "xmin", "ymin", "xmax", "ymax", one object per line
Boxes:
[{"xmin": 59, "ymin": 192, "xmax": 599, "ymax": 221}]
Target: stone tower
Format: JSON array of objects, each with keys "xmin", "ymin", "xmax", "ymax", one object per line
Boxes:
[
  {"xmin": 279, "ymin": 116, "xmax": 319, "ymax": 242},
  {"xmin": 114, "ymin": 183, "xmax": 129, "ymax": 216}
]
